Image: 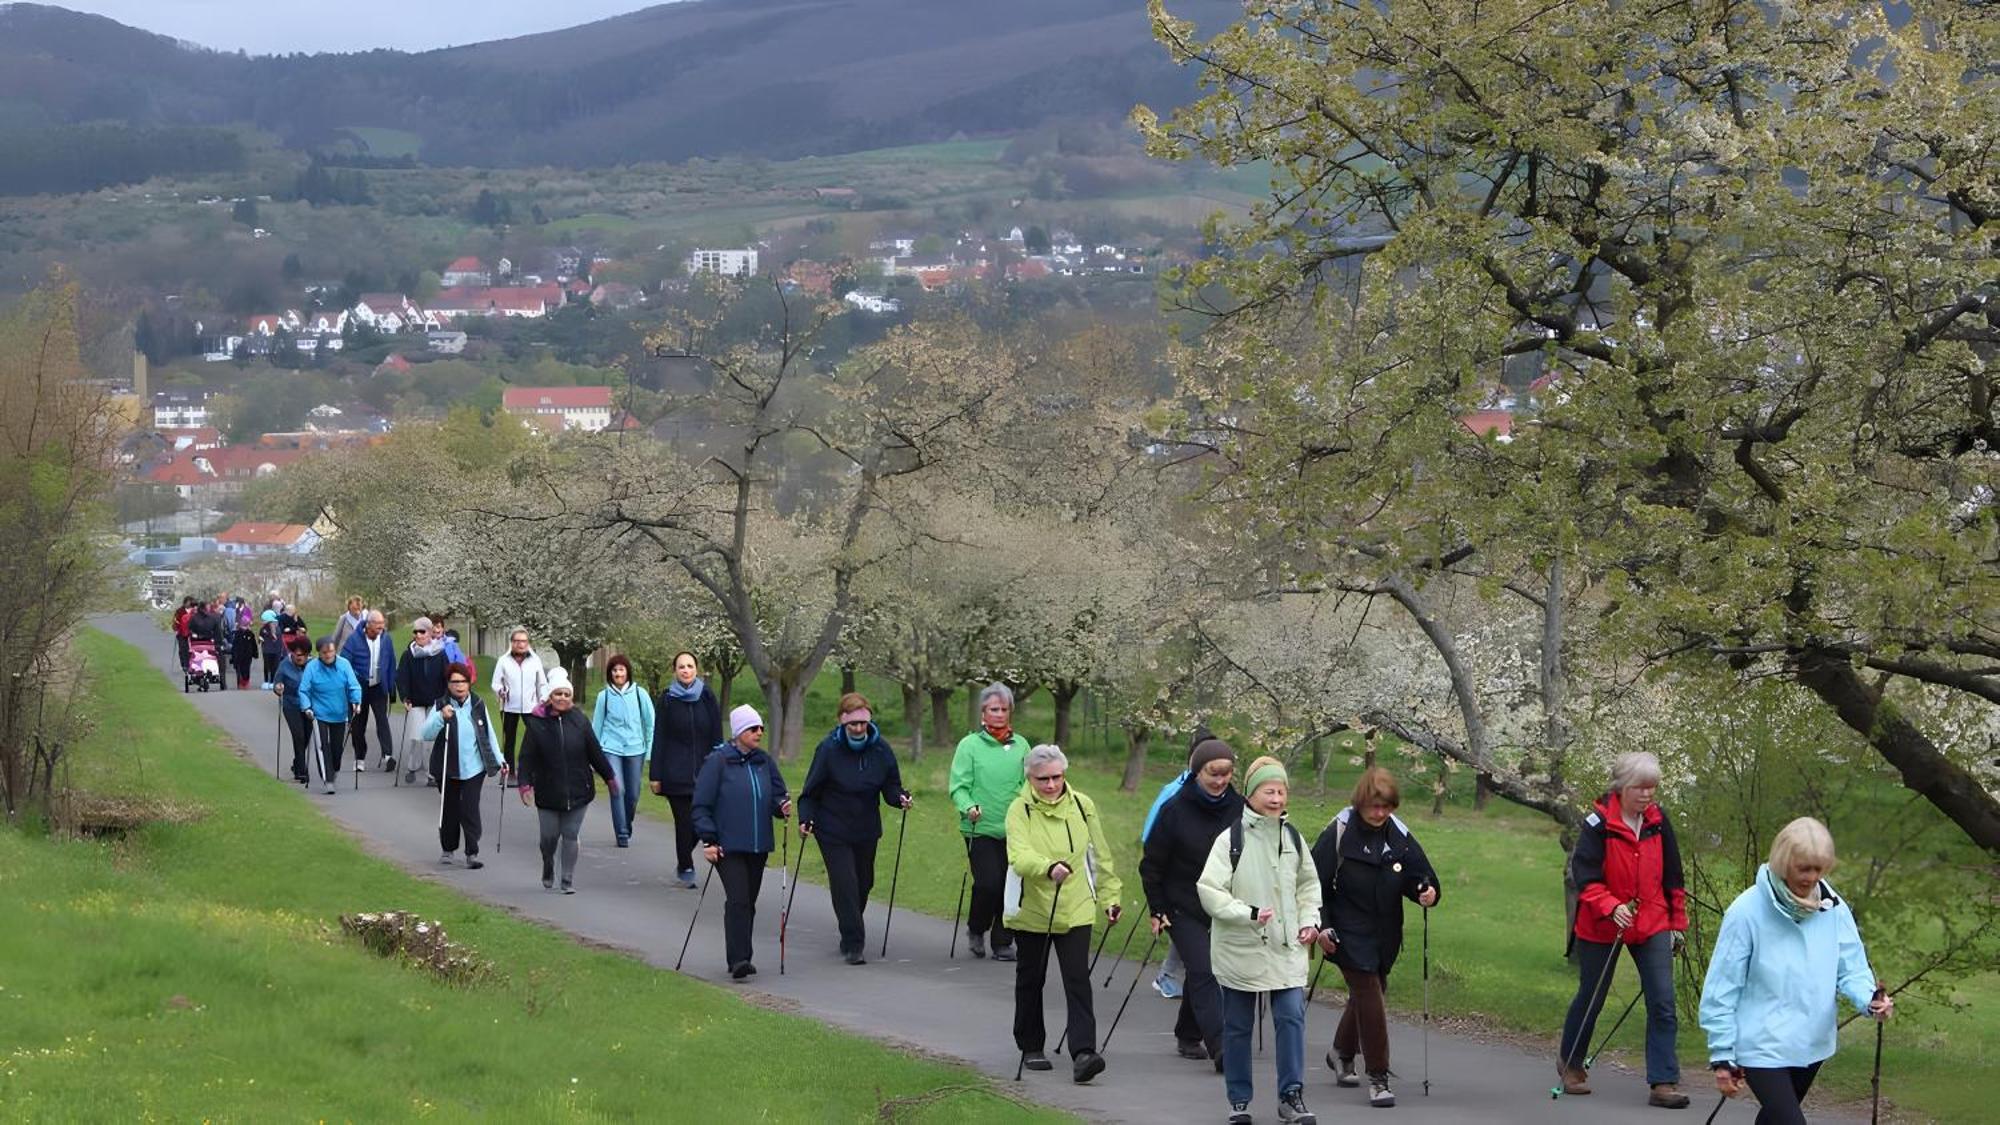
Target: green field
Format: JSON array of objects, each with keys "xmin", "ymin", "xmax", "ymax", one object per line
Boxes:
[{"xmin": 0, "ymin": 630, "xmax": 1063, "ymax": 1123}]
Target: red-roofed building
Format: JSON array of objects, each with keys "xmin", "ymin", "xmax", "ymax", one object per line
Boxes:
[
  {"xmin": 1459, "ymin": 410, "xmax": 1515, "ymax": 440},
  {"xmin": 147, "ymin": 446, "xmax": 308, "ymax": 498},
  {"xmin": 502, "ymin": 386, "xmax": 615, "ymax": 433},
  {"xmin": 215, "ymin": 521, "xmax": 320, "ymax": 556},
  {"xmin": 159, "ymin": 426, "xmax": 225, "ymax": 451},
  {"xmin": 374, "ymin": 353, "xmax": 412, "ymax": 376},
  {"xmin": 428, "ymin": 286, "xmax": 555, "ymax": 319},
  {"xmin": 442, "ymin": 257, "xmax": 491, "ymax": 287}
]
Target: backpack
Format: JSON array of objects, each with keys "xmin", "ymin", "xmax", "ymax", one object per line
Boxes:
[{"xmin": 1228, "ymin": 816, "xmax": 1307, "ymax": 872}]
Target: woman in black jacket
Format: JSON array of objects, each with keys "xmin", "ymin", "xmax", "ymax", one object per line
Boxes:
[
  {"xmin": 1138, "ymin": 737, "xmax": 1243, "ymax": 1068},
  {"xmin": 1311, "ymin": 767, "xmax": 1441, "ymax": 1108},
  {"xmin": 798, "ymin": 693, "xmax": 912, "ymax": 965},
  {"xmin": 651, "ymin": 651, "xmax": 723, "ymax": 888},
  {"xmin": 518, "ymin": 669, "xmax": 617, "ymax": 894}
]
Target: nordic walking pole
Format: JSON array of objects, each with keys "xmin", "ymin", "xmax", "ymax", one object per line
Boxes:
[
  {"xmin": 879, "ymin": 799, "xmax": 910, "ymax": 958},
  {"xmin": 949, "ymin": 869, "xmax": 968, "ymax": 958},
  {"xmin": 1552, "ymin": 902, "xmax": 1635, "ymax": 1098},
  {"xmin": 778, "ymin": 826, "xmax": 807, "ymax": 975},
  {"xmin": 1016, "ymin": 878, "xmax": 1065, "ymax": 1081},
  {"xmin": 494, "ymin": 752, "xmax": 505, "ymax": 853},
  {"xmin": 273, "ymin": 707, "xmax": 284, "ymax": 779},
  {"xmin": 1100, "ymin": 928, "xmax": 1163, "ymax": 1051},
  {"xmin": 674, "ymin": 864, "xmax": 716, "ymax": 971},
  {"xmin": 1422, "ymin": 896, "xmax": 1432, "ymax": 1096},
  {"xmin": 395, "ymin": 707, "xmax": 410, "ymax": 788},
  {"xmin": 1870, "ymin": 983, "xmax": 1886, "ymax": 1125},
  {"xmin": 1102, "ymin": 913, "xmax": 1142, "ymax": 987},
  {"xmin": 1059, "ymin": 910, "xmax": 1128, "ymax": 1055}
]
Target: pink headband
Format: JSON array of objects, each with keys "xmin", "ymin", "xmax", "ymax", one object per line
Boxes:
[{"xmin": 840, "ymin": 707, "xmax": 873, "ymax": 725}]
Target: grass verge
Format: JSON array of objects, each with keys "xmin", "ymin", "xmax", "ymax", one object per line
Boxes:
[{"xmin": 0, "ymin": 629, "xmax": 1066, "ymax": 1123}]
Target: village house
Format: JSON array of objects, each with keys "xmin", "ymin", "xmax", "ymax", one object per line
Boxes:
[
  {"xmin": 214, "ymin": 521, "xmax": 321, "ymax": 557},
  {"xmin": 151, "ymin": 389, "xmax": 217, "ymax": 429},
  {"xmin": 146, "ymin": 446, "xmax": 308, "ymax": 501},
  {"xmin": 842, "ymin": 290, "xmax": 901, "ymax": 314},
  {"xmin": 500, "ymin": 385, "xmax": 616, "ymax": 433},
  {"xmin": 349, "ymin": 293, "xmax": 427, "ymax": 333},
  {"xmin": 441, "ymin": 256, "xmax": 492, "ymax": 287}
]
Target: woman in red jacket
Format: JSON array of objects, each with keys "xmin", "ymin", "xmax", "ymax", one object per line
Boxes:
[{"xmin": 1558, "ymin": 751, "xmax": 1689, "ymax": 1109}]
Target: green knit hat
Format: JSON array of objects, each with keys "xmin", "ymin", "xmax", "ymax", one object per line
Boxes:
[{"xmin": 1244, "ymin": 755, "xmax": 1288, "ymax": 795}]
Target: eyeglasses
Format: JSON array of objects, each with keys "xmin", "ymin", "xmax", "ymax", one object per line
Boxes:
[
  {"xmin": 413, "ymin": 628, "xmax": 429, "ymax": 635},
  {"xmin": 743, "ymin": 725, "xmax": 764, "ymax": 733}
]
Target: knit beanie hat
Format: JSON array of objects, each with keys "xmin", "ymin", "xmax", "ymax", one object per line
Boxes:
[
  {"xmin": 1244, "ymin": 755, "xmax": 1288, "ymax": 796},
  {"xmin": 1188, "ymin": 737, "xmax": 1235, "ymax": 775},
  {"xmin": 545, "ymin": 668, "xmax": 574, "ymax": 696},
  {"xmin": 730, "ymin": 704, "xmax": 765, "ymax": 740}
]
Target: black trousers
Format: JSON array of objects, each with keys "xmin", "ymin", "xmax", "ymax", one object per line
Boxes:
[
  {"xmin": 715, "ymin": 851, "xmax": 769, "ymax": 968},
  {"xmin": 285, "ymin": 709, "xmax": 313, "ymax": 779},
  {"xmin": 965, "ymin": 835, "xmax": 1013, "ymax": 949},
  {"xmin": 501, "ymin": 711, "xmax": 525, "ymax": 767},
  {"xmin": 439, "ymin": 771, "xmax": 486, "ymax": 856},
  {"xmin": 262, "ymin": 652, "xmax": 279, "ymax": 685},
  {"xmin": 310, "ymin": 719, "xmax": 348, "ymax": 776},
  {"xmin": 1743, "ymin": 1061, "xmax": 1822, "ymax": 1125},
  {"xmin": 351, "ymin": 683, "xmax": 393, "ymax": 760},
  {"xmin": 1169, "ymin": 911, "xmax": 1224, "ymax": 1054},
  {"xmin": 817, "ymin": 836, "xmax": 879, "ymax": 954},
  {"xmin": 661, "ymin": 793, "xmax": 697, "ymax": 872},
  {"xmin": 1013, "ymin": 926, "xmax": 1094, "ymax": 1053}
]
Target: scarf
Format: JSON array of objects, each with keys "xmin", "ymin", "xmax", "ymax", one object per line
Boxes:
[
  {"xmin": 1194, "ymin": 780, "xmax": 1235, "ymax": 808},
  {"xmin": 1762, "ymin": 863, "xmax": 1820, "ymax": 924},
  {"xmin": 983, "ymin": 722, "xmax": 1013, "ymax": 745},
  {"xmin": 844, "ymin": 724, "xmax": 873, "ymax": 751},
  {"xmin": 410, "ymin": 636, "xmax": 445, "ymax": 658},
  {"xmin": 667, "ymin": 677, "xmax": 705, "ymax": 702}
]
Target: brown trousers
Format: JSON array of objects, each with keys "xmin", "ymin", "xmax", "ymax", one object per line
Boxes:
[{"xmin": 1331, "ymin": 965, "xmax": 1391, "ymax": 1076}]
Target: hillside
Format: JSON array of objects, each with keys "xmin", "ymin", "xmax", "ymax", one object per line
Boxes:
[{"xmin": 0, "ymin": 0, "xmax": 1236, "ymax": 166}]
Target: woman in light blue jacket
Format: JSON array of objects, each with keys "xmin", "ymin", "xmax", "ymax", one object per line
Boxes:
[
  {"xmin": 1699, "ymin": 816, "xmax": 1892, "ymax": 1125},
  {"xmin": 297, "ymin": 636, "xmax": 362, "ymax": 794},
  {"xmin": 591, "ymin": 654, "xmax": 654, "ymax": 848}
]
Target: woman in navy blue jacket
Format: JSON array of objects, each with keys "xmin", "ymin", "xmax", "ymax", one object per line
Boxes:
[
  {"xmin": 692, "ymin": 703, "xmax": 791, "ymax": 979},
  {"xmin": 798, "ymin": 692, "xmax": 912, "ymax": 965}
]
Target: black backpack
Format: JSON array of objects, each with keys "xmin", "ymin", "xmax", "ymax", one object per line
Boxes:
[{"xmin": 1228, "ymin": 816, "xmax": 1306, "ymax": 872}]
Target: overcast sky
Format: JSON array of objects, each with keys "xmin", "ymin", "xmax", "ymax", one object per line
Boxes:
[{"xmin": 52, "ymin": 1, "xmax": 676, "ymax": 55}]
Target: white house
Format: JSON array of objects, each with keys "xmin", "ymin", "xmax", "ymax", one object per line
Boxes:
[
  {"xmin": 843, "ymin": 290, "xmax": 902, "ymax": 314},
  {"xmin": 350, "ymin": 294, "xmax": 425, "ymax": 333},
  {"xmin": 151, "ymin": 391, "xmax": 214, "ymax": 428},
  {"xmin": 501, "ymin": 386, "xmax": 615, "ymax": 433},
  {"xmin": 685, "ymin": 248, "xmax": 760, "ymax": 277}
]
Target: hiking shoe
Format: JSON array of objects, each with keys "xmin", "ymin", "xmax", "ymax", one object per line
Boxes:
[
  {"xmin": 323, "ymin": 781, "xmax": 336, "ymax": 795},
  {"xmin": 380, "ymin": 755, "xmax": 396, "ymax": 772},
  {"xmin": 844, "ymin": 950, "xmax": 867, "ymax": 965},
  {"xmin": 1331, "ymin": 1053, "xmax": 1360, "ymax": 1087},
  {"xmin": 1278, "ymin": 1087, "xmax": 1317, "ymax": 1124},
  {"xmin": 1558, "ymin": 1064, "xmax": 1591, "ymax": 1095},
  {"xmin": 404, "ymin": 768, "xmax": 420, "ymax": 784},
  {"xmin": 1022, "ymin": 1051, "xmax": 1052, "ymax": 1071},
  {"xmin": 677, "ymin": 868, "xmax": 697, "ymax": 888},
  {"xmin": 465, "ymin": 857, "xmax": 483, "ymax": 870},
  {"xmin": 1368, "ymin": 1075, "xmax": 1395, "ymax": 1107},
  {"xmin": 439, "ymin": 852, "xmax": 455, "ymax": 865},
  {"xmin": 560, "ymin": 882, "xmax": 575, "ymax": 895},
  {"xmin": 1071, "ymin": 1051, "xmax": 1105, "ymax": 1084},
  {"xmin": 1155, "ymin": 971, "xmax": 1183, "ymax": 999},
  {"xmin": 1179, "ymin": 1040, "xmax": 1211, "ymax": 1060},
  {"xmin": 729, "ymin": 961, "xmax": 756, "ymax": 980},
  {"xmin": 1649, "ymin": 1084, "xmax": 1690, "ymax": 1109},
  {"xmin": 992, "ymin": 943, "xmax": 1017, "ymax": 962},
  {"xmin": 968, "ymin": 932, "xmax": 987, "ymax": 958},
  {"xmin": 1227, "ymin": 1104, "xmax": 1253, "ymax": 1125},
  {"xmin": 615, "ymin": 837, "xmax": 630, "ymax": 848}
]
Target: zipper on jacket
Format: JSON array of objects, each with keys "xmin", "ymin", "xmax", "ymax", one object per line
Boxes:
[{"xmin": 747, "ymin": 756, "xmax": 764, "ymax": 853}]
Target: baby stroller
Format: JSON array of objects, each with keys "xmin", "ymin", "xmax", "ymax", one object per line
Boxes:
[{"xmin": 185, "ymin": 639, "xmax": 222, "ymax": 692}]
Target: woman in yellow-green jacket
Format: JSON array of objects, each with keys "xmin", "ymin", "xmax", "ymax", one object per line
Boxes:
[{"xmin": 1005, "ymin": 744, "xmax": 1122, "ymax": 1084}]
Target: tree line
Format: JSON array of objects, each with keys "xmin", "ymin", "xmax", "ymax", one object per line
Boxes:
[{"xmin": 0, "ymin": 124, "xmax": 244, "ymax": 197}]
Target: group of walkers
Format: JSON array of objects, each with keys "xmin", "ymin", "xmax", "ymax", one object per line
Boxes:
[{"xmin": 230, "ymin": 601, "xmax": 1893, "ymax": 1123}]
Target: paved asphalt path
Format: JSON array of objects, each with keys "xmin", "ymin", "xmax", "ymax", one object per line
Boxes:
[{"xmin": 103, "ymin": 612, "xmax": 1842, "ymax": 1124}]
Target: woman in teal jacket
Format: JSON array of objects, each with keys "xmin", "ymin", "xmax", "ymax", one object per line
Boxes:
[
  {"xmin": 297, "ymin": 636, "xmax": 362, "ymax": 793},
  {"xmin": 591, "ymin": 655, "xmax": 654, "ymax": 848},
  {"xmin": 1700, "ymin": 817, "xmax": 1892, "ymax": 1124}
]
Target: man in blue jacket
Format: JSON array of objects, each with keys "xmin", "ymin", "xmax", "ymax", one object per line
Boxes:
[
  {"xmin": 299, "ymin": 636, "xmax": 362, "ymax": 794},
  {"xmin": 340, "ymin": 610, "xmax": 398, "ymax": 773}
]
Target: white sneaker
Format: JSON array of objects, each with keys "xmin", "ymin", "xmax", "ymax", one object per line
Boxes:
[{"xmin": 322, "ymin": 781, "xmax": 336, "ymax": 795}]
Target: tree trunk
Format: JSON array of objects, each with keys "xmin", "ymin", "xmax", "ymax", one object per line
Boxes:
[
  {"xmin": 1795, "ymin": 650, "xmax": 2000, "ymax": 851},
  {"xmin": 765, "ymin": 673, "xmax": 811, "ymax": 762},
  {"xmin": 930, "ymin": 685, "xmax": 955, "ymax": 748},
  {"xmin": 900, "ymin": 681, "xmax": 925, "ymax": 762},
  {"xmin": 1051, "ymin": 678, "xmax": 1081, "ymax": 749},
  {"xmin": 841, "ymin": 662, "xmax": 856, "ymax": 695},
  {"xmin": 1120, "ymin": 722, "xmax": 1151, "ymax": 792}
]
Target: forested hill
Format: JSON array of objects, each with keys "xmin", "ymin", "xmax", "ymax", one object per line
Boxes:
[{"xmin": 0, "ymin": 0, "xmax": 1236, "ymax": 167}]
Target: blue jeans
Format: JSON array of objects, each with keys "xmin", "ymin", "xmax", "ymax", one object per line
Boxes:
[
  {"xmin": 1559, "ymin": 932, "xmax": 1680, "ymax": 1084},
  {"xmin": 605, "ymin": 754, "xmax": 645, "ymax": 841},
  {"xmin": 1222, "ymin": 986, "xmax": 1305, "ymax": 1108}
]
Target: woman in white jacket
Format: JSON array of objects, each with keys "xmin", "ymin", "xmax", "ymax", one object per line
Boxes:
[
  {"xmin": 1699, "ymin": 817, "xmax": 1892, "ymax": 1125},
  {"xmin": 489, "ymin": 627, "xmax": 549, "ymax": 779}
]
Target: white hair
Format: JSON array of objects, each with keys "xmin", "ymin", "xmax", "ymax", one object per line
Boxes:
[
  {"xmin": 1608, "ymin": 751, "xmax": 1662, "ymax": 792},
  {"xmin": 1024, "ymin": 744, "xmax": 1068, "ymax": 777},
  {"xmin": 979, "ymin": 682, "xmax": 1015, "ymax": 711}
]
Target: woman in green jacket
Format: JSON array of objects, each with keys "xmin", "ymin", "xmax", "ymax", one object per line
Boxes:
[
  {"xmin": 1005, "ymin": 744, "xmax": 1122, "ymax": 1085},
  {"xmin": 1198, "ymin": 756, "xmax": 1323, "ymax": 1125},
  {"xmin": 949, "ymin": 682, "xmax": 1031, "ymax": 961}
]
